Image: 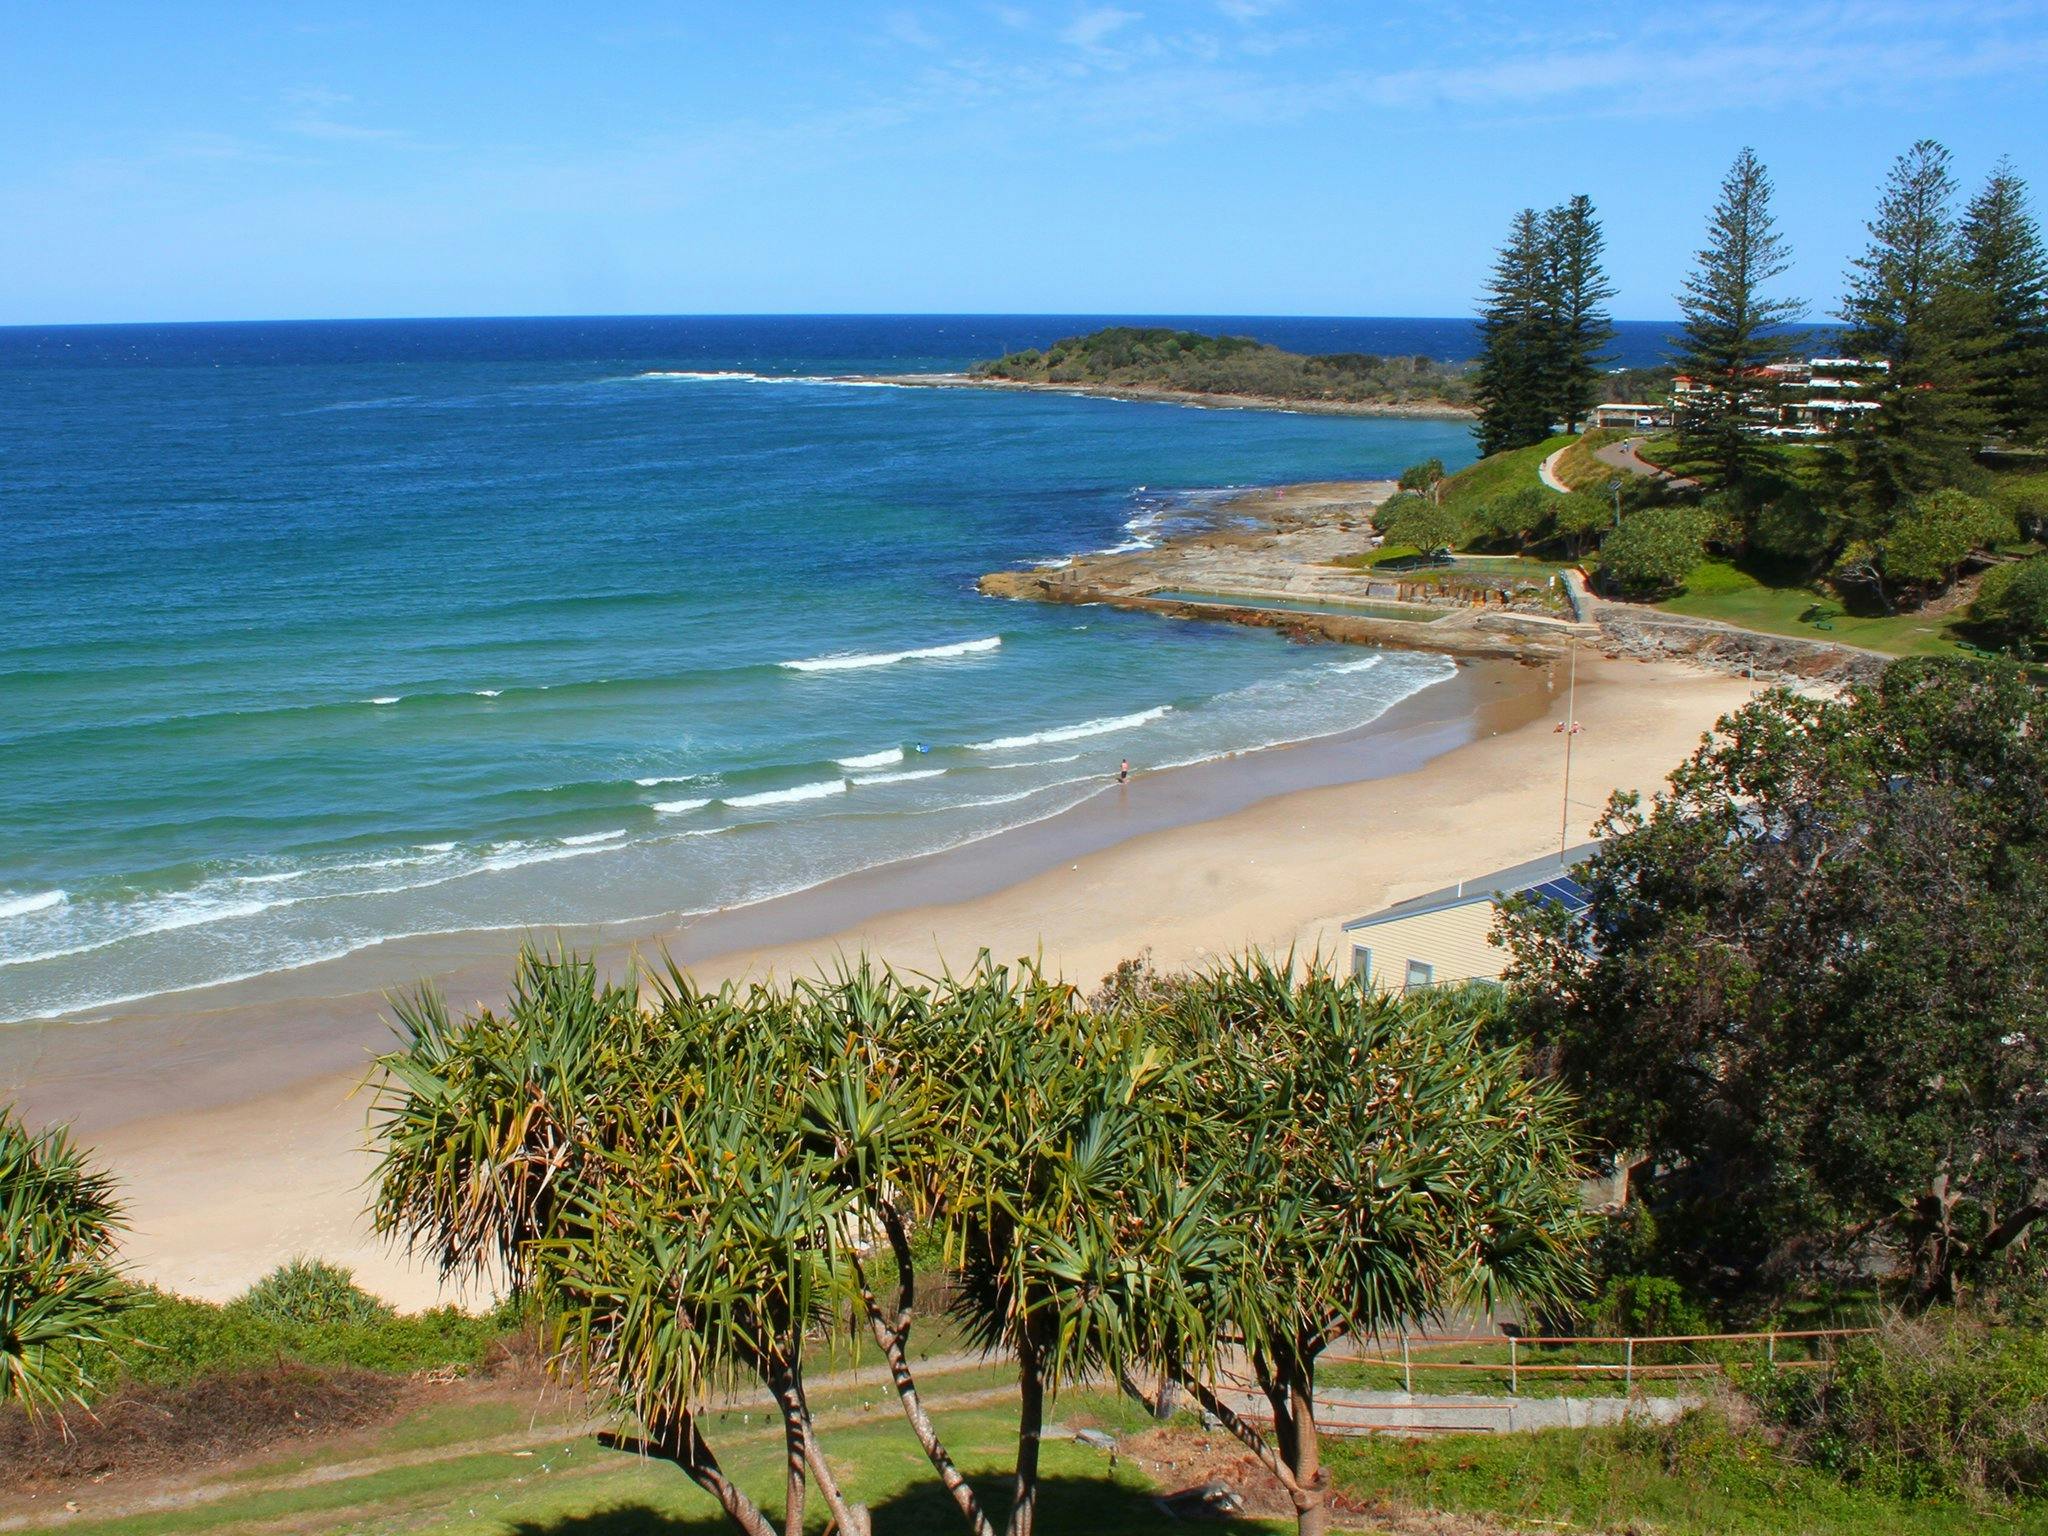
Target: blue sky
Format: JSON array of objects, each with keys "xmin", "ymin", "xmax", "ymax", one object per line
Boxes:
[{"xmin": 6, "ymin": 1, "xmax": 2047, "ymax": 325}]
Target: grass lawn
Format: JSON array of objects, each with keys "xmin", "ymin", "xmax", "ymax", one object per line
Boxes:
[
  {"xmin": 34, "ymin": 1389, "xmax": 1228, "ymax": 1536},
  {"xmin": 1551, "ymin": 428, "xmax": 1627, "ymax": 490},
  {"xmin": 22, "ymin": 1375, "xmax": 2048, "ymax": 1536},
  {"xmin": 1653, "ymin": 559, "xmax": 1971, "ymax": 657},
  {"xmin": 1440, "ymin": 433, "xmax": 1574, "ymax": 512},
  {"xmin": 1325, "ymin": 1415, "xmax": 2048, "ymax": 1536},
  {"xmin": 1634, "ymin": 432, "xmax": 1831, "ymax": 487}
]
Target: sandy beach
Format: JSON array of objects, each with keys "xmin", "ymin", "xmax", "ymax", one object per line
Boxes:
[{"xmin": 0, "ymin": 650, "xmax": 1761, "ymax": 1308}]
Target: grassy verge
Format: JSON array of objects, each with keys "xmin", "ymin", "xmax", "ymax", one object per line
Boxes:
[
  {"xmin": 1551, "ymin": 428, "xmax": 1627, "ymax": 490},
  {"xmin": 1440, "ymin": 434, "xmax": 1575, "ymax": 512},
  {"xmin": 1652, "ymin": 559, "xmax": 1971, "ymax": 657},
  {"xmin": 1325, "ymin": 1411, "xmax": 2048, "ymax": 1536},
  {"xmin": 28, "ymin": 1389, "xmax": 1243, "ymax": 1536}
]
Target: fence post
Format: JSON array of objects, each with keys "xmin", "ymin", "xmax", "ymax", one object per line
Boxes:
[
  {"xmin": 1624, "ymin": 1338, "xmax": 1634, "ymax": 1394},
  {"xmin": 1767, "ymin": 1332, "xmax": 1776, "ymax": 1368},
  {"xmin": 1509, "ymin": 1336, "xmax": 1518, "ymax": 1396},
  {"xmin": 1401, "ymin": 1334, "xmax": 1412, "ymax": 1395}
]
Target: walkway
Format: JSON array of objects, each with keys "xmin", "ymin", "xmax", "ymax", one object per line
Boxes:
[
  {"xmin": 1538, "ymin": 445, "xmax": 1571, "ymax": 493},
  {"xmin": 1595, "ymin": 435, "xmax": 1700, "ymax": 490}
]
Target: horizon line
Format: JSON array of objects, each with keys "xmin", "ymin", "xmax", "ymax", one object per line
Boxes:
[{"xmin": 0, "ymin": 308, "xmax": 1697, "ymax": 333}]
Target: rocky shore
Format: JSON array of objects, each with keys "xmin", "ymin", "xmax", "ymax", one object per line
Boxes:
[{"xmin": 979, "ymin": 479, "xmax": 1891, "ymax": 686}]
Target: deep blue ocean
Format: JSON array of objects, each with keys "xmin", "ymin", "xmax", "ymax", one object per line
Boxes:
[{"xmin": 0, "ymin": 315, "xmax": 1680, "ymax": 1022}]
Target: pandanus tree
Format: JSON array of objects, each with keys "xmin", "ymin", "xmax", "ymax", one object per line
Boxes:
[
  {"xmin": 925, "ymin": 963, "xmax": 1214, "ymax": 1536},
  {"xmin": 373, "ymin": 950, "xmax": 995, "ymax": 1536},
  {"xmin": 374, "ymin": 952, "xmax": 878, "ymax": 1535},
  {"xmin": 1, "ymin": 1105, "xmax": 131, "ymax": 1415},
  {"xmin": 1141, "ymin": 960, "xmax": 1590, "ymax": 1536}
]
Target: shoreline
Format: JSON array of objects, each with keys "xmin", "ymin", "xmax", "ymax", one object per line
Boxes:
[
  {"xmin": 0, "ymin": 655, "xmax": 1515, "ymax": 1136},
  {"xmin": 849, "ymin": 371, "xmax": 1476, "ymax": 421},
  {"xmin": 0, "ymin": 651, "xmax": 1766, "ymax": 1307}
]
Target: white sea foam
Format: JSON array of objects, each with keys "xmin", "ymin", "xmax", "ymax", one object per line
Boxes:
[
  {"xmin": 235, "ymin": 870, "xmax": 310, "ymax": 886},
  {"xmin": 1329, "ymin": 655, "xmax": 1385, "ymax": 675},
  {"xmin": 836, "ymin": 747, "xmax": 904, "ymax": 770},
  {"xmin": 633, "ymin": 370, "xmax": 911, "ymax": 390},
  {"xmin": 653, "ymin": 797, "xmax": 712, "ymax": 815},
  {"xmin": 560, "ymin": 829, "xmax": 628, "ymax": 846},
  {"xmin": 478, "ymin": 839, "xmax": 619, "ymax": 874},
  {"xmin": 852, "ymin": 768, "xmax": 945, "ymax": 786},
  {"xmin": 0, "ymin": 890, "xmax": 66, "ymax": 920},
  {"xmin": 367, "ymin": 696, "xmax": 400, "ymax": 706},
  {"xmin": 780, "ymin": 637, "xmax": 1001, "ymax": 673},
  {"xmin": 1012, "ymin": 752, "xmax": 1084, "ymax": 767},
  {"xmin": 967, "ymin": 706, "xmax": 1171, "ymax": 752},
  {"xmin": 725, "ymin": 779, "xmax": 848, "ymax": 809},
  {"xmin": 417, "ymin": 841, "xmax": 457, "ymax": 852},
  {"xmin": 635, "ymin": 774, "xmax": 695, "ymax": 787},
  {"xmin": 474, "ymin": 689, "xmax": 501, "ymax": 697},
  {"xmin": 637, "ymin": 370, "xmax": 774, "ymax": 381}
]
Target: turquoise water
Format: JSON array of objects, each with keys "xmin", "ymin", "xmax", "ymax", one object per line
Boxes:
[{"xmin": 0, "ymin": 316, "xmax": 1488, "ymax": 1022}]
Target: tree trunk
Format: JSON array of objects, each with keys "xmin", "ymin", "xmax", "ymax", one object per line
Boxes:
[
  {"xmin": 856, "ymin": 1219, "xmax": 996, "ymax": 1536},
  {"xmin": 1009, "ymin": 1345, "xmax": 1045, "ymax": 1536},
  {"xmin": 615, "ymin": 1415, "xmax": 778, "ymax": 1536},
  {"xmin": 1286, "ymin": 1357, "xmax": 1329, "ymax": 1536},
  {"xmin": 769, "ymin": 1367, "xmax": 806, "ymax": 1536},
  {"xmin": 1260, "ymin": 1342, "xmax": 1330, "ymax": 1536}
]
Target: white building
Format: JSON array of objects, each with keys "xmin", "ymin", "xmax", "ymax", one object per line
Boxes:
[{"xmin": 1342, "ymin": 845, "xmax": 1597, "ymax": 994}]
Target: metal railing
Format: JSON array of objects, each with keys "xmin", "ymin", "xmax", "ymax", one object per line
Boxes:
[{"xmin": 1319, "ymin": 1327, "xmax": 1874, "ymax": 1395}]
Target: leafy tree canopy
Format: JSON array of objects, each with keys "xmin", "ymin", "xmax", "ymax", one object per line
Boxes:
[{"xmin": 1498, "ymin": 660, "xmax": 2048, "ymax": 1305}]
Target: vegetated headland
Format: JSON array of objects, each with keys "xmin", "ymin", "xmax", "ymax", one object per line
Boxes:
[{"xmin": 859, "ymin": 324, "xmax": 1481, "ymax": 417}]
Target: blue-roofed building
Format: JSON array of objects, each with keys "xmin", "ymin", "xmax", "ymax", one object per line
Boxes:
[{"xmin": 1341, "ymin": 844, "xmax": 1598, "ymax": 994}]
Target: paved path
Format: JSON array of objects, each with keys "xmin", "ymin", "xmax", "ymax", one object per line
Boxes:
[
  {"xmin": 1596, "ymin": 435, "xmax": 1700, "ymax": 490},
  {"xmin": 1538, "ymin": 446, "xmax": 1571, "ymax": 493}
]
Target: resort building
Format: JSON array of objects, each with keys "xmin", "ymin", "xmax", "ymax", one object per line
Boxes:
[
  {"xmin": 1587, "ymin": 402, "xmax": 1671, "ymax": 431},
  {"xmin": 1668, "ymin": 356, "xmax": 1888, "ymax": 440},
  {"xmin": 1344, "ymin": 845, "xmax": 1597, "ymax": 994}
]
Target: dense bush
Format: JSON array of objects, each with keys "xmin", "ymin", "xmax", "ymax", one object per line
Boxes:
[
  {"xmin": 239, "ymin": 1258, "xmax": 393, "ymax": 1329},
  {"xmin": 1758, "ymin": 1313, "xmax": 2048, "ymax": 1501},
  {"xmin": 1375, "ymin": 496, "xmax": 1464, "ymax": 556},
  {"xmin": 1877, "ymin": 489, "xmax": 2013, "ymax": 589},
  {"xmin": 1597, "ymin": 506, "xmax": 1709, "ymax": 596},
  {"xmin": 1971, "ymin": 557, "xmax": 2048, "ymax": 646},
  {"xmin": 71, "ymin": 1282, "xmax": 504, "ymax": 1395}
]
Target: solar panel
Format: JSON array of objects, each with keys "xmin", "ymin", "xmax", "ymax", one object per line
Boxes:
[{"xmin": 1522, "ymin": 876, "xmax": 1591, "ymax": 914}]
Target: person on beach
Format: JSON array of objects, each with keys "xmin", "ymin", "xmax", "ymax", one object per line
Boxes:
[{"xmin": 1118, "ymin": 758, "xmax": 1130, "ymax": 784}]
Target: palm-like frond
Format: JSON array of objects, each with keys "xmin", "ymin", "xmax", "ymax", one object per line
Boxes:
[{"xmin": 0, "ymin": 1106, "xmax": 131, "ymax": 1415}]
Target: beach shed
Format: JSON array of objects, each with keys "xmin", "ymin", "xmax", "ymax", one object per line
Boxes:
[{"xmin": 1343, "ymin": 844, "xmax": 1598, "ymax": 993}]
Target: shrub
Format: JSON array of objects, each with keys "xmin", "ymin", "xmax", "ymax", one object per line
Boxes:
[
  {"xmin": 1971, "ymin": 558, "xmax": 2048, "ymax": 648},
  {"xmin": 1880, "ymin": 489, "xmax": 2013, "ymax": 591},
  {"xmin": 238, "ymin": 1258, "xmax": 393, "ymax": 1330},
  {"xmin": 1467, "ymin": 485, "xmax": 1553, "ymax": 549},
  {"xmin": 1597, "ymin": 507, "xmax": 1709, "ymax": 597},
  {"xmin": 1376, "ymin": 497, "xmax": 1464, "ymax": 556},
  {"xmin": 1760, "ymin": 1312, "xmax": 2048, "ymax": 1501},
  {"xmin": 72, "ymin": 1282, "xmax": 503, "ymax": 1395}
]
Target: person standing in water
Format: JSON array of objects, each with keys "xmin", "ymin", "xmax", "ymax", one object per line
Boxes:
[{"xmin": 1117, "ymin": 758, "xmax": 1130, "ymax": 784}]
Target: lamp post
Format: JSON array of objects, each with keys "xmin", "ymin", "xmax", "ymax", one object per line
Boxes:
[
  {"xmin": 1607, "ymin": 476, "xmax": 1623, "ymax": 528},
  {"xmin": 1556, "ymin": 640, "xmax": 1583, "ymax": 859}
]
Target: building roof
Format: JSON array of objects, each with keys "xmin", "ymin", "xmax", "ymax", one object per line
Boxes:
[{"xmin": 1342, "ymin": 843, "xmax": 1600, "ymax": 932}]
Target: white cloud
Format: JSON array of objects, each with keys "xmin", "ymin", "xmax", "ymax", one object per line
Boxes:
[
  {"xmin": 1060, "ymin": 6, "xmax": 1142, "ymax": 51},
  {"xmin": 884, "ymin": 10, "xmax": 942, "ymax": 50}
]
